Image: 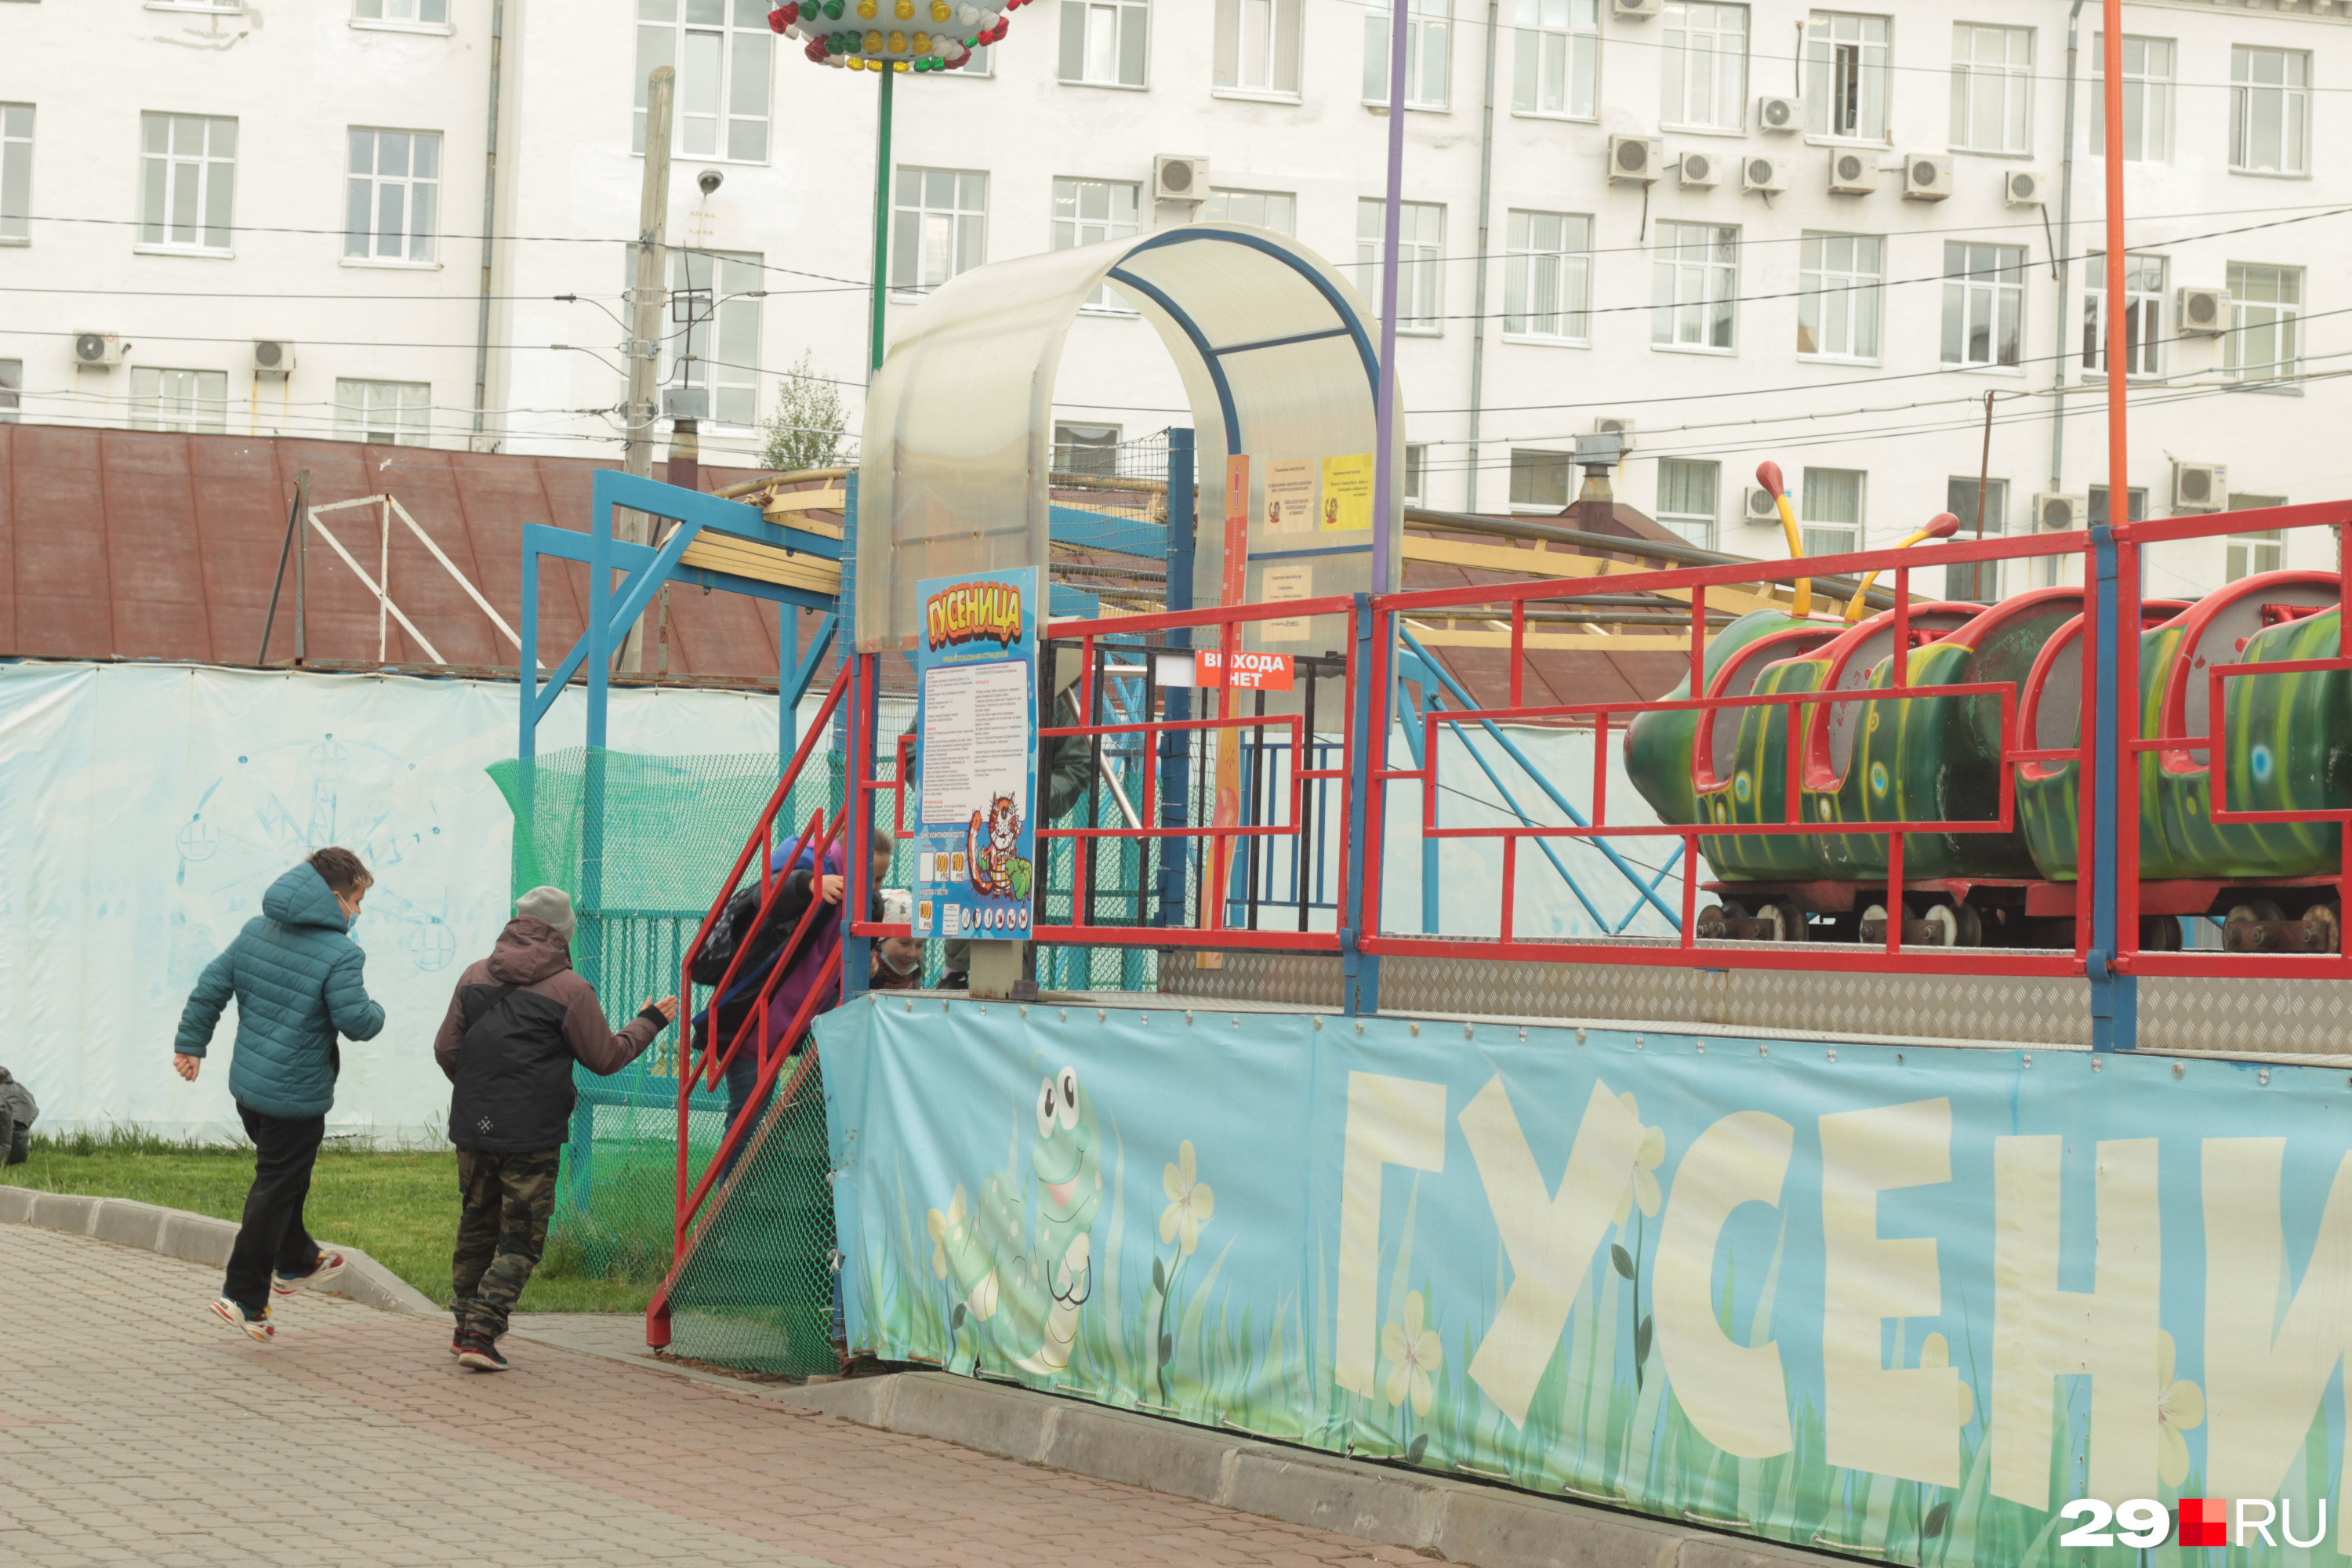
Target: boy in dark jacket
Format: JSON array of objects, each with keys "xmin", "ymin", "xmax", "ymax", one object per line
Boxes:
[
  {"xmin": 432, "ymin": 885, "xmax": 676, "ymax": 1370},
  {"xmin": 175, "ymin": 847, "xmax": 387, "ymax": 1341}
]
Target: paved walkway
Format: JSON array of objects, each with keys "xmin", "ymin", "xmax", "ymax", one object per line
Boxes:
[{"xmin": 0, "ymin": 1223, "xmax": 1428, "ymax": 1568}]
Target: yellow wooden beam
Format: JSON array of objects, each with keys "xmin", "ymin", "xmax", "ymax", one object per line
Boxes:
[
  {"xmin": 678, "ymin": 535, "xmax": 843, "ymax": 593},
  {"xmin": 760, "ymin": 488, "xmax": 847, "ymax": 520}
]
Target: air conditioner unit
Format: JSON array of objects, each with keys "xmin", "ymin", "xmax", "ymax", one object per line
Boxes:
[
  {"xmin": 252, "ymin": 339, "xmax": 296, "ymax": 376},
  {"xmin": 1828, "ymin": 151, "xmax": 1877, "ymax": 196},
  {"xmin": 1608, "ymin": 135, "xmax": 1664, "ymax": 183},
  {"xmin": 1741, "ymin": 155, "xmax": 1789, "ymax": 194},
  {"xmin": 1152, "ymin": 154, "xmax": 1207, "ymax": 203},
  {"xmin": 1678, "ymin": 150, "xmax": 1722, "ymax": 188},
  {"xmin": 1592, "ymin": 416, "xmax": 1635, "ymax": 454},
  {"xmin": 2003, "ymin": 169, "xmax": 2049, "ymax": 207},
  {"xmin": 1745, "ymin": 485, "xmax": 1783, "ymax": 523},
  {"xmin": 1757, "ymin": 95, "xmax": 1802, "ymax": 132},
  {"xmin": 73, "ymin": 332, "xmax": 129, "ymax": 369},
  {"xmin": 1903, "ymin": 154, "xmax": 1955, "ymax": 201},
  {"xmin": 2174, "ymin": 461, "xmax": 2227, "ymax": 514},
  {"xmin": 1610, "ymin": 0, "xmax": 1661, "ymax": 16},
  {"xmin": 2177, "ymin": 285, "xmax": 2230, "ymax": 336},
  {"xmin": 2033, "ymin": 492, "xmax": 2087, "ymax": 532}
]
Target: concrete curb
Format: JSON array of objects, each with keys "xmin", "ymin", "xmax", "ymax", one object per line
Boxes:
[{"xmin": 0, "ymin": 1185, "xmax": 440, "ymax": 1316}]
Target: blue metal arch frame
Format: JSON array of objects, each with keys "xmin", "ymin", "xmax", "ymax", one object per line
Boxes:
[{"xmin": 1124, "ymin": 227, "xmax": 1384, "ymax": 394}]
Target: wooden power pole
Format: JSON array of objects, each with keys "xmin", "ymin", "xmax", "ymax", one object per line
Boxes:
[{"xmin": 619, "ymin": 65, "xmax": 674, "ymax": 674}]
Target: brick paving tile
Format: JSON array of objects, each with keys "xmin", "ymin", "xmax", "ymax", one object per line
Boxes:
[{"xmin": 1, "ymin": 1223, "xmax": 1431, "ymax": 1568}]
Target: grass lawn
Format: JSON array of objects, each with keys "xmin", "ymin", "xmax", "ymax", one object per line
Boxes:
[{"xmin": 4, "ymin": 1131, "xmax": 653, "ymax": 1314}]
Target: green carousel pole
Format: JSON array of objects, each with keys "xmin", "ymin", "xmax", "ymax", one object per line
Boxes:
[{"xmin": 869, "ymin": 64, "xmax": 894, "ymax": 375}]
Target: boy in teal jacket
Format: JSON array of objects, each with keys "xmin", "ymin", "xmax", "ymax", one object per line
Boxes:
[{"xmin": 175, "ymin": 847, "xmax": 387, "ymax": 1339}]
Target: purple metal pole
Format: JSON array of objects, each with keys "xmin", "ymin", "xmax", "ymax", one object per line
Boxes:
[{"xmin": 1371, "ymin": 0, "xmax": 1408, "ymax": 594}]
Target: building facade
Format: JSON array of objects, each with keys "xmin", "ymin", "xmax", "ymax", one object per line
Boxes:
[{"xmin": 4, "ymin": 0, "xmax": 2350, "ymax": 593}]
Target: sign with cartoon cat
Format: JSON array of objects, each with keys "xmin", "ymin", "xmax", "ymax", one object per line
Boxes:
[{"xmin": 910, "ymin": 567, "xmax": 1041, "ymax": 943}]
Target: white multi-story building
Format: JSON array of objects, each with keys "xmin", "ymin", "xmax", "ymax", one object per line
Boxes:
[{"xmin": 5, "ymin": 0, "xmax": 2350, "ymax": 595}]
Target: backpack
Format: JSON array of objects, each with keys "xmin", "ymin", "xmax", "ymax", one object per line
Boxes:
[
  {"xmin": 690, "ymin": 883, "xmax": 767, "ymax": 986},
  {"xmin": 0, "ymin": 1067, "xmax": 35, "ymax": 1166}
]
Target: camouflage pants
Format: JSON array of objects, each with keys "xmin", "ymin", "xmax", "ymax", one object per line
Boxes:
[{"xmin": 452, "ymin": 1148, "xmax": 559, "ymax": 1341}]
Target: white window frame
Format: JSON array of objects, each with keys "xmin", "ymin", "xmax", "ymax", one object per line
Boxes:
[
  {"xmin": 0, "ymin": 358, "xmax": 20, "ymax": 423},
  {"xmin": 2082, "ymin": 252, "xmax": 2164, "ymax": 379},
  {"xmin": 0, "ymin": 103, "xmax": 29, "ymax": 245},
  {"xmin": 1796, "ymin": 231, "xmax": 1882, "ymax": 362},
  {"xmin": 352, "ymin": 0, "xmax": 450, "ymax": 31},
  {"xmin": 1060, "ymin": 0, "xmax": 1150, "ymax": 89},
  {"xmin": 2230, "ymin": 45, "xmax": 2310, "ymax": 177},
  {"xmin": 1661, "ymin": 2, "xmax": 1747, "ymax": 134},
  {"xmin": 344, "ymin": 129, "xmax": 441, "ymax": 267},
  {"xmin": 2089, "ymin": 34, "xmax": 2172, "ymax": 162},
  {"xmin": 1503, "ymin": 209, "xmax": 1592, "ymax": 344},
  {"xmin": 1800, "ymin": 466, "xmax": 1864, "ymax": 557},
  {"xmin": 664, "ymin": 249, "xmax": 764, "ymax": 426},
  {"xmin": 1656, "ymin": 458, "xmax": 1719, "ymax": 550},
  {"xmin": 1365, "ymin": 0, "xmax": 1453, "ymax": 111},
  {"xmin": 148, "ymin": 0, "xmax": 239, "ymax": 13},
  {"xmin": 1804, "ymin": 11, "xmax": 1889, "ymax": 143},
  {"xmin": 137, "ymin": 113, "xmax": 237, "ymax": 256},
  {"xmin": 891, "ymin": 167, "xmax": 987, "ymax": 299},
  {"xmin": 1053, "ymin": 420, "xmax": 1123, "ymax": 477},
  {"xmin": 335, "ymin": 378, "xmax": 432, "ymax": 445},
  {"xmin": 1940, "ymin": 241, "xmax": 2026, "ymax": 372},
  {"xmin": 1508, "ymin": 448, "xmax": 1571, "ymax": 513},
  {"xmin": 1511, "ymin": 0, "xmax": 1598, "ymax": 122},
  {"xmin": 1053, "ymin": 177, "xmax": 1142, "ymax": 311},
  {"xmin": 635, "ymin": 0, "xmax": 773, "ymax": 165},
  {"xmin": 1650, "ymin": 220, "xmax": 1739, "ymax": 354},
  {"xmin": 1358, "ymin": 198, "xmax": 1446, "ymax": 336},
  {"xmin": 130, "ymin": 367, "xmax": 230, "ymax": 433},
  {"xmin": 2223, "ymin": 499, "xmax": 2287, "ymax": 582},
  {"xmin": 1197, "ymin": 187, "xmax": 1296, "ymax": 234},
  {"xmin": 2225, "ymin": 263, "xmax": 2302, "ymax": 387},
  {"xmin": 1404, "ymin": 442, "xmax": 1427, "ymax": 504},
  {"xmin": 1949, "ymin": 24, "xmax": 2032, "ymax": 155},
  {"xmin": 1214, "ymin": 0, "xmax": 1301, "ymax": 99}
]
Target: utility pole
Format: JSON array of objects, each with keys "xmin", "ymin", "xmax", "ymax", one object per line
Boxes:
[{"xmin": 619, "ymin": 64, "xmax": 674, "ymax": 674}]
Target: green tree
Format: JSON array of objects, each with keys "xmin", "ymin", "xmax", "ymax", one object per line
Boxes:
[{"xmin": 757, "ymin": 350, "xmax": 850, "ymax": 474}]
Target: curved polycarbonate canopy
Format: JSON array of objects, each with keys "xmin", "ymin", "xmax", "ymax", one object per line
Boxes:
[{"xmin": 856, "ymin": 223, "xmax": 1403, "ymax": 653}]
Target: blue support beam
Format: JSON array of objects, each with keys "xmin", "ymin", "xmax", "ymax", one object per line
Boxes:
[
  {"xmin": 2087, "ymin": 523, "xmax": 2137, "ymax": 1051},
  {"xmin": 1158, "ymin": 430, "xmax": 1196, "ymax": 929}
]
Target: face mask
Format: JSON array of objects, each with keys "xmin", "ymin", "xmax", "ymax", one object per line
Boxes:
[{"xmin": 881, "ymin": 946, "xmax": 920, "ymax": 976}]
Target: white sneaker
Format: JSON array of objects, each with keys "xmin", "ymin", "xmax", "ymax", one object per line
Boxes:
[
  {"xmin": 271, "ymin": 1250, "xmax": 348, "ymax": 1297},
  {"xmin": 209, "ymin": 1296, "xmax": 274, "ymax": 1342}
]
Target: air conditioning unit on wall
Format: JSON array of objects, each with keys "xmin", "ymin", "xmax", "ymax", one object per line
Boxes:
[
  {"xmin": 1610, "ymin": 0, "xmax": 1661, "ymax": 16},
  {"xmin": 1609, "ymin": 135, "xmax": 1664, "ymax": 183},
  {"xmin": 1745, "ymin": 485, "xmax": 1783, "ymax": 523},
  {"xmin": 1757, "ymin": 95, "xmax": 1802, "ymax": 132},
  {"xmin": 2174, "ymin": 462, "xmax": 2227, "ymax": 514},
  {"xmin": 74, "ymin": 332, "xmax": 129, "ymax": 368},
  {"xmin": 2034, "ymin": 492, "xmax": 2087, "ymax": 532},
  {"xmin": 1593, "ymin": 416, "xmax": 1635, "ymax": 453},
  {"xmin": 1903, "ymin": 154, "xmax": 1955, "ymax": 200},
  {"xmin": 2177, "ymin": 286, "xmax": 2230, "ymax": 336},
  {"xmin": 1152, "ymin": 154, "xmax": 1207, "ymax": 202},
  {"xmin": 2004, "ymin": 169, "xmax": 2049, "ymax": 207},
  {"xmin": 1741, "ymin": 155, "xmax": 1789, "ymax": 194},
  {"xmin": 252, "ymin": 339, "xmax": 296, "ymax": 376},
  {"xmin": 1828, "ymin": 151, "xmax": 1877, "ymax": 195},
  {"xmin": 1678, "ymin": 150, "xmax": 1723, "ymax": 187}
]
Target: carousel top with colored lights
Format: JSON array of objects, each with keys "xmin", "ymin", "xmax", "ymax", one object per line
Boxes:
[{"xmin": 769, "ymin": 0, "xmax": 1032, "ymax": 72}]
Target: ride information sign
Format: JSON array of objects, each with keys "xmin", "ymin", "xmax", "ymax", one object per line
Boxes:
[{"xmin": 909, "ymin": 567, "xmax": 1040, "ymax": 942}]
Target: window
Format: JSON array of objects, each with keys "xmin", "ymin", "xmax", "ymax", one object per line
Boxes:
[
  {"xmin": 1800, "ymin": 467, "xmax": 1863, "ymax": 557},
  {"xmin": 2230, "ymin": 46, "xmax": 2309, "ymax": 176},
  {"xmin": 1651, "ymin": 220, "xmax": 1738, "ymax": 352},
  {"xmin": 1656, "ymin": 459, "xmax": 1719, "ymax": 549},
  {"xmin": 2082, "ymin": 253, "xmax": 2163, "ymax": 377},
  {"xmin": 1052, "ymin": 178, "xmax": 1141, "ymax": 310},
  {"xmin": 1, "ymin": 104, "xmax": 29, "ymax": 244},
  {"xmin": 1943, "ymin": 475, "xmax": 2007, "ymax": 601},
  {"xmin": 1509, "ymin": 448, "xmax": 1570, "ymax": 511},
  {"xmin": 1512, "ymin": 0, "xmax": 1597, "ymax": 119},
  {"xmin": 1404, "ymin": 442, "xmax": 1426, "ymax": 504},
  {"xmin": 344, "ymin": 130, "xmax": 439, "ymax": 264},
  {"xmin": 1940, "ymin": 242, "xmax": 2025, "ymax": 369},
  {"xmin": 1950, "ymin": 24, "xmax": 2031, "ymax": 154},
  {"xmin": 1214, "ymin": 0, "xmax": 1300, "ymax": 96},
  {"xmin": 354, "ymin": 0, "xmax": 448, "ymax": 24},
  {"xmin": 2226, "ymin": 263, "xmax": 2302, "ymax": 383},
  {"xmin": 1054, "ymin": 422, "xmax": 1120, "ymax": 477},
  {"xmin": 335, "ymin": 379, "xmax": 430, "ymax": 445},
  {"xmin": 1504, "ymin": 210, "xmax": 1592, "ymax": 342},
  {"xmin": 0, "ymin": 358, "xmax": 19, "ymax": 423},
  {"xmin": 635, "ymin": 0, "xmax": 772, "ymax": 163},
  {"xmin": 2090, "ymin": 34, "xmax": 2172, "ymax": 162},
  {"xmin": 1364, "ymin": 0, "xmax": 1452, "ymax": 110},
  {"xmin": 1796, "ymin": 232, "xmax": 1882, "ymax": 360},
  {"xmin": 138, "ymin": 114, "xmax": 236, "ymax": 252},
  {"xmin": 1805, "ymin": 12, "xmax": 1889, "ymax": 140},
  {"xmin": 666, "ymin": 250, "xmax": 763, "ymax": 425},
  {"xmin": 1061, "ymin": 0, "xmax": 1149, "ymax": 88},
  {"xmin": 2224, "ymin": 497, "xmax": 2287, "ymax": 580},
  {"xmin": 1356, "ymin": 198, "xmax": 1446, "ymax": 334},
  {"xmin": 1199, "ymin": 187, "xmax": 1295, "ymax": 234},
  {"xmin": 129, "ymin": 368, "xmax": 229, "ymax": 433},
  {"xmin": 1662, "ymin": 3, "xmax": 1746, "ymax": 132},
  {"xmin": 892, "ymin": 168, "xmax": 986, "ymax": 296}
]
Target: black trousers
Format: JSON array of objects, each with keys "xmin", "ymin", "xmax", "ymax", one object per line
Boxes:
[{"xmin": 223, "ymin": 1102, "xmax": 326, "ymax": 1312}]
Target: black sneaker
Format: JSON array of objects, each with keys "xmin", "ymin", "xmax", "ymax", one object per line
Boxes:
[{"xmin": 456, "ymin": 1334, "xmax": 509, "ymax": 1372}]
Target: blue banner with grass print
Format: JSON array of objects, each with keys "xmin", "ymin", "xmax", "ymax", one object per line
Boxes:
[{"xmin": 819, "ymin": 994, "xmax": 2352, "ymax": 1566}]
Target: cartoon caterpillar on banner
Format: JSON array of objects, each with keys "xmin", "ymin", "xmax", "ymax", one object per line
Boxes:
[
  {"xmin": 927, "ymin": 1068, "xmax": 1103, "ymax": 1375},
  {"xmin": 967, "ymin": 793, "xmax": 1031, "ymax": 901}
]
